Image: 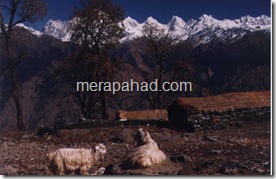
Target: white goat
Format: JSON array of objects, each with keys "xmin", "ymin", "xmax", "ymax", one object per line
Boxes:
[
  {"xmin": 127, "ymin": 128, "xmax": 167, "ymax": 168},
  {"xmin": 48, "ymin": 143, "xmax": 106, "ymax": 175}
]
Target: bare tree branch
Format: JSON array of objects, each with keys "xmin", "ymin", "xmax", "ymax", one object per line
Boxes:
[{"xmin": 0, "ymin": 0, "xmax": 47, "ymax": 130}]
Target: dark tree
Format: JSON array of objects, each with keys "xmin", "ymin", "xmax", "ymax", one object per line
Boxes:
[
  {"xmin": 0, "ymin": 0, "xmax": 47, "ymax": 130},
  {"xmin": 142, "ymin": 22, "xmax": 196, "ymax": 109},
  {"xmin": 69, "ymin": 0, "xmax": 125, "ymax": 120},
  {"xmin": 142, "ymin": 22, "xmax": 178, "ymax": 109}
]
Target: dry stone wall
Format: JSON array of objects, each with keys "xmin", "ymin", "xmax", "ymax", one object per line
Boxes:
[
  {"xmin": 188, "ymin": 107, "xmax": 270, "ymax": 130},
  {"xmin": 168, "ymin": 91, "xmax": 270, "ymax": 131}
]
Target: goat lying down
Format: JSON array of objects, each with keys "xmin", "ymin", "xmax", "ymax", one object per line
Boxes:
[
  {"xmin": 127, "ymin": 128, "xmax": 167, "ymax": 168},
  {"xmin": 48, "ymin": 143, "xmax": 106, "ymax": 175}
]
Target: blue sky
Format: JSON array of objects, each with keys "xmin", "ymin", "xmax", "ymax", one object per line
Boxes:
[{"xmin": 25, "ymin": 0, "xmax": 271, "ymax": 31}]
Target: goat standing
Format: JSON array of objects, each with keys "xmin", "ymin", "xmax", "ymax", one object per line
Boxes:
[{"xmin": 48, "ymin": 143, "xmax": 106, "ymax": 175}]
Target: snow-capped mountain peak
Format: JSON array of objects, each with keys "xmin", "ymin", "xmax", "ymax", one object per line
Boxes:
[
  {"xmin": 199, "ymin": 14, "xmax": 214, "ymax": 20},
  {"xmin": 197, "ymin": 14, "xmax": 219, "ymax": 27},
  {"xmin": 0, "ymin": 23, "xmax": 42, "ymax": 36},
  {"xmin": 168, "ymin": 16, "xmax": 186, "ymax": 29},
  {"xmin": 124, "ymin": 16, "xmax": 140, "ymax": 27},
  {"xmin": 42, "ymin": 19, "xmax": 72, "ymax": 42},
  {"xmin": 122, "ymin": 17, "xmax": 143, "ymax": 42},
  {"xmin": 144, "ymin": 16, "xmax": 160, "ymax": 25},
  {"xmin": 12, "ymin": 14, "xmax": 270, "ymax": 46},
  {"xmin": 143, "ymin": 16, "xmax": 168, "ymax": 33},
  {"xmin": 240, "ymin": 15, "xmax": 270, "ymax": 26},
  {"xmin": 15, "ymin": 23, "xmax": 43, "ymax": 36}
]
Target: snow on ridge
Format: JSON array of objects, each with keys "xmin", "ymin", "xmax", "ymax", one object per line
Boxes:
[
  {"xmin": 13, "ymin": 14, "xmax": 271, "ymax": 44},
  {"xmin": 124, "ymin": 16, "xmax": 140, "ymax": 27},
  {"xmin": 168, "ymin": 16, "xmax": 186, "ymax": 31},
  {"xmin": 126, "ymin": 14, "xmax": 270, "ymax": 43},
  {"xmin": 122, "ymin": 17, "xmax": 143, "ymax": 42},
  {"xmin": 15, "ymin": 23, "xmax": 43, "ymax": 36},
  {"xmin": 42, "ymin": 19, "xmax": 72, "ymax": 42}
]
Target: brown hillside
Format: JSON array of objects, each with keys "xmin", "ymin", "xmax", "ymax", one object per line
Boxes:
[{"xmin": 177, "ymin": 91, "xmax": 270, "ymax": 113}]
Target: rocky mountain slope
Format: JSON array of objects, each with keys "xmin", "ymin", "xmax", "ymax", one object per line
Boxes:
[
  {"xmin": 0, "ymin": 14, "xmax": 271, "ymax": 131},
  {"xmin": 0, "ymin": 27, "xmax": 79, "ymax": 131}
]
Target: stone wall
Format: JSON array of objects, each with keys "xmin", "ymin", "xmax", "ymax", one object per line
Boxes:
[
  {"xmin": 117, "ymin": 91, "xmax": 271, "ymax": 131},
  {"xmin": 188, "ymin": 107, "xmax": 270, "ymax": 130},
  {"xmin": 167, "ymin": 91, "xmax": 270, "ymax": 131}
]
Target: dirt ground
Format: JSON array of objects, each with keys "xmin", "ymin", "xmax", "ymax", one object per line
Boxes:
[{"xmin": 0, "ymin": 120, "xmax": 271, "ymax": 175}]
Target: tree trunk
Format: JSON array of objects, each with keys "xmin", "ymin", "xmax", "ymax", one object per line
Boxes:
[
  {"xmin": 11, "ymin": 64, "xmax": 25, "ymax": 131},
  {"xmin": 6, "ymin": 38, "xmax": 25, "ymax": 131},
  {"xmin": 100, "ymin": 90, "xmax": 109, "ymax": 120}
]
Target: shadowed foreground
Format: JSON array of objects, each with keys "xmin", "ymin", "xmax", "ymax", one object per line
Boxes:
[{"xmin": 0, "ymin": 119, "xmax": 270, "ymax": 175}]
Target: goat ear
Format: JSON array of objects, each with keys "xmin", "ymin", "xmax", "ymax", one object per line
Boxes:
[
  {"xmin": 139, "ymin": 128, "xmax": 146, "ymax": 141},
  {"xmin": 138, "ymin": 128, "xmax": 144, "ymax": 133},
  {"xmin": 100, "ymin": 148, "xmax": 107, "ymax": 154},
  {"xmin": 94, "ymin": 145, "xmax": 100, "ymax": 152},
  {"xmin": 140, "ymin": 128, "xmax": 148, "ymax": 135},
  {"xmin": 99, "ymin": 143, "xmax": 105, "ymax": 149},
  {"xmin": 141, "ymin": 131, "xmax": 150, "ymax": 142}
]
